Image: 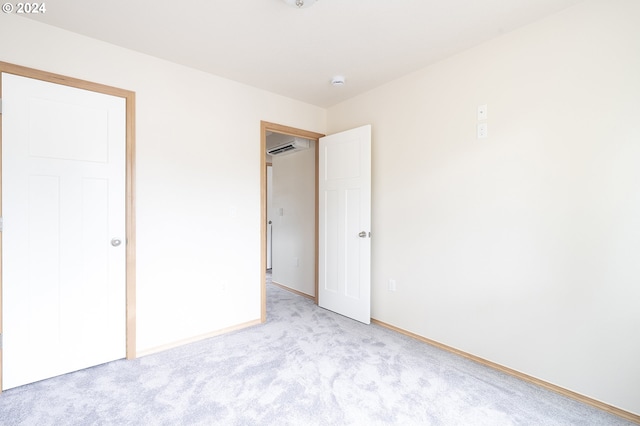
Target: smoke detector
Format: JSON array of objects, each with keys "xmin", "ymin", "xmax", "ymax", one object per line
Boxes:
[
  {"xmin": 282, "ymin": 0, "xmax": 318, "ymax": 9},
  {"xmin": 331, "ymin": 76, "xmax": 346, "ymax": 86}
]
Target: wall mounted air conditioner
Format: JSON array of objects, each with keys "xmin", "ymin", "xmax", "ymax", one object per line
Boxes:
[{"xmin": 266, "ymin": 138, "xmax": 311, "ymax": 156}]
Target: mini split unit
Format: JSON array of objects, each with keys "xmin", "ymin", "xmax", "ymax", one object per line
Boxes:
[{"xmin": 266, "ymin": 138, "xmax": 311, "ymax": 156}]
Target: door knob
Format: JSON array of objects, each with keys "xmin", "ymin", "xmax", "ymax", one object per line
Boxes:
[
  {"xmin": 358, "ymin": 231, "xmax": 367, "ymax": 238},
  {"xmin": 111, "ymin": 238, "xmax": 122, "ymax": 247}
]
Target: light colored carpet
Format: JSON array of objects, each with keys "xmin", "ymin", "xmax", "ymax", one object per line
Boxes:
[{"xmin": 0, "ymin": 274, "xmax": 633, "ymax": 425}]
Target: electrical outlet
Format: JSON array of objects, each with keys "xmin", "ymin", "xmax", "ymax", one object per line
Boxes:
[
  {"xmin": 477, "ymin": 123, "xmax": 488, "ymax": 139},
  {"xmin": 388, "ymin": 279, "xmax": 397, "ymax": 292}
]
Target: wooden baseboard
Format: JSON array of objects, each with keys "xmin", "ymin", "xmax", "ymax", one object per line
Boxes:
[
  {"xmin": 371, "ymin": 319, "xmax": 640, "ymax": 424},
  {"xmin": 271, "ymin": 281, "xmax": 315, "ymax": 301},
  {"xmin": 136, "ymin": 319, "xmax": 261, "ymax": 358}
]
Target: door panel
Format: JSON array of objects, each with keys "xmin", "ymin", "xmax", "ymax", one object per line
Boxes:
[
  {"xmin": 318, "ymin": 125, "xmax": 371, "ymax": 324},
  {"xmin": 28, "ymin": 96, "xmax": 109, "ymax": 162},
  {"xmin": 266, "ymin": 165, "xmax": 273, "ymax": 269},
  {"xmin": 1, "ymin": 72, "xmax": 126, "ymax": 389},
  {"xmin": 345, "ymin": 188, "xmax": 362, "ymax": 299},
  {"xmin": 324, "ymin": 189, "xmax": 340, "ymax": 293}
]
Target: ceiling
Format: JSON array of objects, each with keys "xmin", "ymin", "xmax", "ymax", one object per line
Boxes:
[{"xmin": 24, "ymin": 0, "xmax": 583, "ymax": 108}]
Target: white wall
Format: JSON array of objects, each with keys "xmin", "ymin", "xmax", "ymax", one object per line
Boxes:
[
  {"xmin": 327, "ymin": 0, "xmax": 640, "ymax": 415},
  {"xmin": 271, "ymin": 144, "xmax": 316, "ymax": 297},
  {"xmin": 0, "ymin": 14, "xmax": 326, "ymax": 353}
]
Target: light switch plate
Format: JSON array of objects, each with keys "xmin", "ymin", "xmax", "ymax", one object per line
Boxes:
[{"xmin": 478, "ymin": 104, "xmax": 488, "ymax": 121}]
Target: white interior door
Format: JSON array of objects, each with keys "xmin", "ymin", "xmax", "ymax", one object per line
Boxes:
[
  {"xmin": 1, "ymin": 73, "xmax": 126, "ymax": 390},
  {"xmin": 266, "ymin": 165, "xmax": 273, "ymax": 270},
  {"xmin": 318, "ymin": 125, "xmax": 371, "ymax": 324}
]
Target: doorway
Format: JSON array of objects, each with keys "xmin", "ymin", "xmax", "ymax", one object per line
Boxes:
[{"xmin": 260, "ymin": 121, "xmax": 324, "ymax": 322}]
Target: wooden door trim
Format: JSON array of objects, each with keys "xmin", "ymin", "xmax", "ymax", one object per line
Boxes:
[
  {"xmin": 0, "ymin": 62, "xmax": 137, "ymax": 391},
  {"xmin": 260, "ymin": 121, "xmax": 324, "ymax": 322}
]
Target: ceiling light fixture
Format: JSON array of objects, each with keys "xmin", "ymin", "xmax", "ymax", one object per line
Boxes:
[
  {"xmin": 282, "ymin": 0, "xmax": 318, "ymax": 9},
  {"xmin": 331, "ymin": 76, "xmax": 346, "ymax": 86}
]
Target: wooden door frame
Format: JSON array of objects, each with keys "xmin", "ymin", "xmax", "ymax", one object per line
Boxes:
[
  {"xmin": 260, "ymin": 121, "xmax": 324, "ymax": 322},
  {"xmin": 0, "ymin": 62, "xmax": 137, "ymax": 391}
]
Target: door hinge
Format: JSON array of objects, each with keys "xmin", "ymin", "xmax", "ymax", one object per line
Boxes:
[
  {"xmin": 0, "ymin": 333, "xmax": 2, "ymax": 350},
  {"xmin": 0, "ymin": 97, "xmax": 2, "ymax": 114},
  {"xmin": 0, "ymin": 216, "xmax": 3, "ymax": 232}
]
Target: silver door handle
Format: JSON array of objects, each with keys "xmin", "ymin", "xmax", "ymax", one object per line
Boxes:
[
  {"xmin": 111, "ymin": 238, "xmax": 122, "ymax": 247},
  {"xmin": 358, "ymin": 231, "xmax": 367, "ymax": 238}
]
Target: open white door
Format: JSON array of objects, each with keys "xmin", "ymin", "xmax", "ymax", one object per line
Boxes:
[
  {"xmin": 318, "ymin": 125, "xmax": 371, "ymax": 324},
  {"xmin": 1, "ymin": 73, "xmax": 126, "ymax": 389}
]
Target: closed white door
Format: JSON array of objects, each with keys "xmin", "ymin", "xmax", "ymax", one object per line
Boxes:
[
  {"xmin": 318, "ymin": 125, "xmax": 371, "ymax": 324},
  {"xmin": 266, "ymin": 165, "xmax": 273, "ymax": 269},
  {"xmin": 1, "ymin": 73, "xmax": 126, "ymax": 389}
]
